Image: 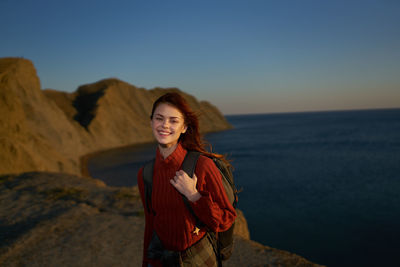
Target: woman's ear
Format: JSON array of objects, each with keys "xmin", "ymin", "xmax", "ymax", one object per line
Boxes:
[{"xmin": 182, "ymin": 125, "xmax": 188, "ymax": 133}]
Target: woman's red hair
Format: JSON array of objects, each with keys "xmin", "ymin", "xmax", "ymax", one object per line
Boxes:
[{"xmin": 150, "ymin": 92, "xmax": 229, "ymax": 165}]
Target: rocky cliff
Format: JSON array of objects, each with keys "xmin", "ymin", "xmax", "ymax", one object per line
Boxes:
[
  {"xmin": 0, "ymin": 172, "xmax": 324, "ymax": 267},
  {"xmin": 0, "ymin": 57, "xmax": 231, "ymax": 176},
  {"xmin": 0, "ymin": 58, "xmax": 86, "ymax": 175}
]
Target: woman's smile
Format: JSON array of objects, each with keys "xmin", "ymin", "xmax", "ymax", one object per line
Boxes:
[{"xmin": 157, "ymin": 129, "xmax": 172, "ymax": 137}]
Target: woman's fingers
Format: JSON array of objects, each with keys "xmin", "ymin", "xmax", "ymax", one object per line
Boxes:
[{"xmin": 170, "ymin": 170, "xmax": 198, "ymax": 196}]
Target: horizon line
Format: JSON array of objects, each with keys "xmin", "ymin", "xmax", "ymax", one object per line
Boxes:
[{"xmin": 223, "ymin": 107, "xmax": 400, "ymax": 117}]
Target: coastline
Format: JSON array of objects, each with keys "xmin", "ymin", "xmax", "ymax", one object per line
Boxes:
[{"xmin": 79, "ymin": 126, "xmax": 235, "ymax": 181}]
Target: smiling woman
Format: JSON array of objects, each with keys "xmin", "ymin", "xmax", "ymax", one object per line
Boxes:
[{"xmin": 137, "ymin": 92, "xmax": 236, "ymax": 267}]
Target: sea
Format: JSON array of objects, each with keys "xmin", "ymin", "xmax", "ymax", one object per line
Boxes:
[{"xmin": 87, "ymin": 108, "xmax": 400, "ymax": 267}]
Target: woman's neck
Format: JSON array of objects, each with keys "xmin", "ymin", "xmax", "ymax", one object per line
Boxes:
[{"xmin": 158, "ymin": 143, "xmax": 178, "ymax": 159}]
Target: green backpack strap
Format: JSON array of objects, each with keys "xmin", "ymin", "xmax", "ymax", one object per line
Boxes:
[
  {"xmin": 180, "ymin": 152, "xmax": 206, "ymax": 228},
  {"xmin": 181, "ymin": 151, "xmax": 201, "ymax": 178},
  {"xmin": 143, "ymin": 159, "xmax": 155, "ymax": 214},
  {"xmin": 182, "ymin": 151, "xmax": 221, "ymax": 266}
]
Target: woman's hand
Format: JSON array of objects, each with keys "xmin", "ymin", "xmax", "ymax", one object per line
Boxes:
[{"xmin": 170, "ymin": 170, "xmax": 201, "ymax": 202}]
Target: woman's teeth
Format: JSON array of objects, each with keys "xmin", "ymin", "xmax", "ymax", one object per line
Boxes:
[{"xmin": 159, "ymin": 131, "xmax": 171, "ymax": 136}]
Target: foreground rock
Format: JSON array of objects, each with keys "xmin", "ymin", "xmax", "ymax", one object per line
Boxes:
[
  {"xmin": 0, "ymin": 57, "xmax": 231, "ymax": 176},
  {"xmin": 0, "ymin": 172, "xmax": 324, "ymax": 267}
]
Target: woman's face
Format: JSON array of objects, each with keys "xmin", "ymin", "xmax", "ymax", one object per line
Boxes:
[{"xmin": 151, "ymin": 103, "xmax": 187, "ymax": 148}]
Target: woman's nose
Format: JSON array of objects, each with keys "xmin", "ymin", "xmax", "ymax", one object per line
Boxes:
[{"xmin": 162, "ymin": 120, "xmax": 169, "ymax": 128}]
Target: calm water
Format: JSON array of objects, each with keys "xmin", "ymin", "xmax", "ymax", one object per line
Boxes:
[{"xmin": 88, "ymin": 109, "xmax": 400, "ymax": 267}]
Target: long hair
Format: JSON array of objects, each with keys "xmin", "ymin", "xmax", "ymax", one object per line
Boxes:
[{"xmin": 150, "ymin": 92, "xmax": 230, "ymax": 165}]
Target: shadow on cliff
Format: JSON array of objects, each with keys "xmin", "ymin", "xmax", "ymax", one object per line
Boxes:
[
  {"xmin": 73, "ymin": 85, "xmax": 106, "ymax": 129},
  {"xmin": 0, "ymin": 207, "xmax": 68, "ymax": 249}
]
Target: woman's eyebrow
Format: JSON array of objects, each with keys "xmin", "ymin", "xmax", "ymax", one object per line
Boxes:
[{"xmin": 154, "ymin": 113, "xmax": 182, "ymax": 120}]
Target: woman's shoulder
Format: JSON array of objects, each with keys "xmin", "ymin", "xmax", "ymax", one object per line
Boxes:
[
  {"xmin": 197, "ymin": 154, "xmax": 214, "ymax": 166},
  {"xmin": 196, "ymin": 154, "xmax": 220, "ymax": 175}
]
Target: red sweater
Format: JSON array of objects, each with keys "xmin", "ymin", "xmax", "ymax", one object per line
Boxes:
[{"xmin": 137, "ymin": 143, "xmax": 237, "ymax": 267}]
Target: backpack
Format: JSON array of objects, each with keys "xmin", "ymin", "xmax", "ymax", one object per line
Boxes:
[{"xmin": 142, "ymin": 151, "xmax": 238, "ymax": 263}]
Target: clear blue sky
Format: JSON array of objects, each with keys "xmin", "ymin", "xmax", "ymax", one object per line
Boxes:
[{"xmin": 1, "ymin": 0, "xmax": 399, "ymax": 114}]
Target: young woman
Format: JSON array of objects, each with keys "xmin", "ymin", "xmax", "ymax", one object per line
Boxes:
[{"xmin": 137, "ymin": 92, "xmax": 236, "ymax": 267}]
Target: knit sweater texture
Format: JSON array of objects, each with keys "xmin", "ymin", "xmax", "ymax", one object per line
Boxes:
[{"xmin": 137, "ymin": 143, "xmax": 237, "ymax": 267}]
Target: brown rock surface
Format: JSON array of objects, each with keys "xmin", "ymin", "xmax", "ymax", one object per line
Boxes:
[
  {"xmin": 0, "ymin": 57, "xmax": 231, "ymax": 176},
  {"xmin": 0, "ymin": 58, "xmax": 88, "ymax": 175},
  {"xmin": 234, "ymin": 209, "xmax": 251, "ymax": 240},
  {"xmin": 0, "ymin": 172, "xmax": 324, "ymax": 267}
]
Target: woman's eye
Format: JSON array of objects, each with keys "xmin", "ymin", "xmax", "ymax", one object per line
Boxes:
[
  {"xmin": 171, "ymin": 120, "xmax": 179, "ymax": 124},
  {"xmin": 155, "ymin": 117, "xmax": 163, "ymax": 121}
]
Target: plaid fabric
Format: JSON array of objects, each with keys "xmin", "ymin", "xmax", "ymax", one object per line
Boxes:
[{"xmin": 180, "ymin": 234, "xmax": 218, "ymax": 267}]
